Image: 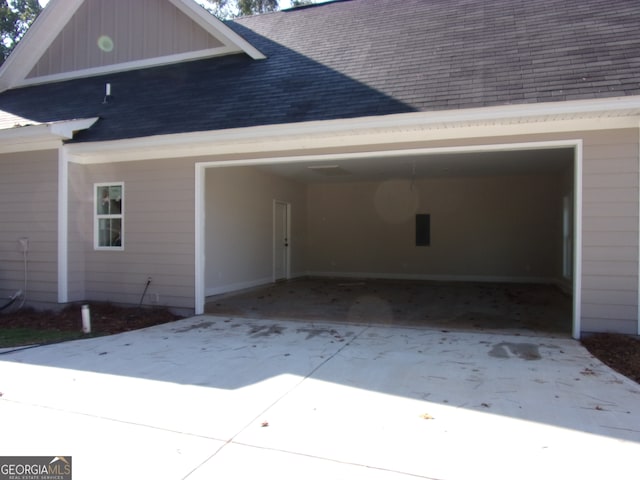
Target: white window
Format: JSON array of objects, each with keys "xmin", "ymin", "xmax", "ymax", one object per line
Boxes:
[{"xmin": 95, "ymin": 183, "xmax": 124, "ymax": 250}]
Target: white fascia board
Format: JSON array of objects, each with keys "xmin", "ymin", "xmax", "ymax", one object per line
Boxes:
[
  {"xmin": 0, "ymin": 0, "xmax": 84, "ymax": 92},
  {"xmin": 168, "ymin": 0, "xmax": 266, "ymax": 60},
  {"xmin": 65, "ymin": 96, "xmax": 640, "ymax": 164},
  {"xmin": 18, "ymin": 46, "xmax": 242, "ymax": 88},
  {"xmin": 0, "ymin": 117, "xmax": 99, "ymax": 153}
]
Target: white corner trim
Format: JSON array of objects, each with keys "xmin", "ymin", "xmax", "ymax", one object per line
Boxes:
[
  {"xmin": 57, "ymin": 147, "xmax": 70, "ymax": 303},
  {"xmin": 195, "ymin": 164, "xmax": 206, "ymax": 315},
  {"xmin": 573, "ymin": 140, "xmax": 583, "ymax": 339}
]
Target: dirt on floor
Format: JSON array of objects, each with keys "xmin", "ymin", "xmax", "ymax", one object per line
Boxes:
[
  {"xmin": 0, "ymin": 299, "xmax": 638, "ymax": 386},
  {"xmin": 205, "ymin": 278, "xmax": 573, "ymax": 334}
]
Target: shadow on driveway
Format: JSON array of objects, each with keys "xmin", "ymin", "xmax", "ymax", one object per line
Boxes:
[{"xmin": 1, "ymin": 316, "xmax": 638, "ymax": 479}]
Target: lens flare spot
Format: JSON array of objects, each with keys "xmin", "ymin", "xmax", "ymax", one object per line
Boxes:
[
  {"xmin": 373, "ymin": 179, "xmax": 419, "ymax": 224},
  {"xmin": 97, "ymin": 35, "xmax": 114, "ymax": 52}
]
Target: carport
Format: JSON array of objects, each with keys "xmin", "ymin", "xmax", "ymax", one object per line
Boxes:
[{"xmin": 196, "ymin": 141, "xmax": 579, "ymax": 336}]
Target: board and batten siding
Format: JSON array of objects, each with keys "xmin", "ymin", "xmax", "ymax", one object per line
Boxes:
[
  {"xmin": 581, "ymin": 128, "xmax": 639, "ymax": 334},
  {"xmin": 68, "ymin": 157, "xmax": 196, "ymax": 310},
  {"xmin": 28, "ymin": 0, "xmax": 223, "ymax": 79},
  {"xmin": 0, "ymin": 150, "xmax": 59, "ymax": 307}
]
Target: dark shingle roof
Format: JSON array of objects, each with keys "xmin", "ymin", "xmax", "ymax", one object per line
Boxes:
[{"xmin": 1, "ymin": 0, "xmax": 639, "ymax": 142}]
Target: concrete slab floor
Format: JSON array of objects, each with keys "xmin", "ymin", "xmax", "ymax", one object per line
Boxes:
[
  {"xmin": 0, "ymin": 316, "xmax": 637, "ymax": 480},
  {"xmin": 206, "ymin": 278, "xmax": 573, "ymax": 335}
]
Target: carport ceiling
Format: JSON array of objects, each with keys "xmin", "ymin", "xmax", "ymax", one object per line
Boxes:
[{"xmin": 257, "ymin": 148, "xmax": 573, "ymax": 184}]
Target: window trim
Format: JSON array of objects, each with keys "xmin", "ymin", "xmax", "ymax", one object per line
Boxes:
[{"xmin": 94, "ymin": 182, "xmax": 124, "ymax": 251}]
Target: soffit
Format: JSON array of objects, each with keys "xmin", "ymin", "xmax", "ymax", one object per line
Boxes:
[{"xmin": 254, "ymin": 148, "xmax": 574, "ymax": 184}]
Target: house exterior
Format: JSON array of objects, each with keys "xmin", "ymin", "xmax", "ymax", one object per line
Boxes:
[{"xmin": 0, "ymin": 0, "xmax": 639, "ymax": 338}]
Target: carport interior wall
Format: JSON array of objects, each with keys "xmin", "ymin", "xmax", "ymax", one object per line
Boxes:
[{"xmin": 204, "ymin": 155, "xmax": 574, "ymax": 296}]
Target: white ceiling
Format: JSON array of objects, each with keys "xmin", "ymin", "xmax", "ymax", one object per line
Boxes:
[{"xmin": 256, "ymin": 147, "xmax": 574, "ymax": 184}]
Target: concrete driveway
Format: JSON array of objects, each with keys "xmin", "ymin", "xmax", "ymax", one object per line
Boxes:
[{"xmin": 1, "ymin": 316, "xmax": 639, "ymax": 479}]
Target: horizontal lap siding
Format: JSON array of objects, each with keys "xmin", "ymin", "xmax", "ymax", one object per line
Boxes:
[
  {"xmin": 581, "ymin": 128, "xmax": 639, "ymax": 334},
  {"xmin": 73, "ymin": 158, "xmax": 196, "ymax": 310},
  {"xmin": 61, "ymin": 126, "xmax": 638, "ymax": 330},
  {"xmin": 67, "ymin": 162, "xmax": 86, "ymax": 302},
  {"xmin": 0, "ymin": 150, "xmax": 59, "ymax": 307}
]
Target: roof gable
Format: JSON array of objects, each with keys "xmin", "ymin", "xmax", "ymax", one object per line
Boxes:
[
  {"xmin": 0, "ymin": 0, "xmax": 639, "ymax": 144},
  {"xmin": 0, "ymin": 0, "xmax": 264, "ymax": 92}
]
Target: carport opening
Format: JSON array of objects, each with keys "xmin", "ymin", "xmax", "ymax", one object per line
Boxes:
[{"xmin": 201, "ymin": 145, "xmax": 575, "ymax": 335}]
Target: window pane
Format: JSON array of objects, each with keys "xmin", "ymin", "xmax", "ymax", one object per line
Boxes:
[
  {"xmin": 97, "ymin": 186, "xmax": 110, "ymax": 214},
  {"xmin": 98, "ymin": 218, "xmax": 122, "ymax": 247},
  {"xmin": 109, "ymin": 186, "xmax": 122, "ymax": 214},
  {"xmin": 111, "ymin": 218, "xmax": 122, "ymax": 246},
  {"xmin": 98, "ymin": 218, "xmax": 111, "ymax": 246}
]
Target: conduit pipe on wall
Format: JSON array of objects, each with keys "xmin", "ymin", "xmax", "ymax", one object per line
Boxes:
[
  {"xmin": 0, "ymin": 291, "xmax": 21, "ymax": 312},
  {"xmin": 1, "ymin": 238, "xmax": 29, "ymax": 313},
  {"xmin": 16, "ymin": 238, "xmax": 28, "ymax": 310},
  {"xmin": 139, "ymin": 277, "xmax": 152, "ymax": 307}
]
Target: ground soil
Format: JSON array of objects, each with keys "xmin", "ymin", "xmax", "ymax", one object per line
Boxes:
[
  {"xmin": 582, "ymin": 333, "xmax": 640, "ymax": 384},
  {"xmin": 0, "ymin": 303, "xmax": 182, "ymax": 336},
  {"xmin": 1, "ymin": 302, "xmax": 638, "ymax": 386}
]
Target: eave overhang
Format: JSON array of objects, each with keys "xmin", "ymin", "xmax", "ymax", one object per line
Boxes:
[
  {"xmin": 0, "ymin": 117, "xmax": 99, "ymax": 154},
  {"xmin": 63, "ymin": 96, "xmax": 640, "ymax": 164}
]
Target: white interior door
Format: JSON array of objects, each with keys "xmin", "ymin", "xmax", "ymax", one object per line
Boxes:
[{"xmin": 273, "ymin": 200, "xmax": 290, "ymax": 281}]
